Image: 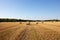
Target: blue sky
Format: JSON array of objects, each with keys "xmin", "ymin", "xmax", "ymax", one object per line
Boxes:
[{"xmin": 0, "ymin": 0, "xmax": 60, "ymax": 20}]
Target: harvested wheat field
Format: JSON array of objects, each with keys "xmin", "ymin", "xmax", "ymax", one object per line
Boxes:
[{"xmin": 0, "ymin": 22, "xmax": 60, "ymax": 40}]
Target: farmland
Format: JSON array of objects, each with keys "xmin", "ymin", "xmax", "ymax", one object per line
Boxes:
[{"xmin": 0, "ymin": 22, "xmax": 60, "ymax": 40}]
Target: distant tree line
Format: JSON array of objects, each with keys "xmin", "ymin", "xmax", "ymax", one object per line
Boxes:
[
  {"xmin": 0, "ymin": 18, "xmax": 35, "ymax": 22},
  {"xmin": 0, "ymin": 18, "xmax": 60, "ymax": 22},
  {"xmin": 44, "ymin": 19, "xmax": 60, "ymax": 22}
]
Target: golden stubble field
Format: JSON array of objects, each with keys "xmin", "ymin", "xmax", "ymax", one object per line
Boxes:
[{"xmin": 0, "ymin": 22, "xmax": 60, "ymax": 40}]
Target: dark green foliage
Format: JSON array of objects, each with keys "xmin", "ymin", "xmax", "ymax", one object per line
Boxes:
[{"xmin": 0, "ymin": 18, "xmax": 60, "ymax": 22}]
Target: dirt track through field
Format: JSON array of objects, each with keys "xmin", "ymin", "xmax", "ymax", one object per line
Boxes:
[{"xmin": 0, "ymin": 22, "xmax": 60, "ymax": 40}]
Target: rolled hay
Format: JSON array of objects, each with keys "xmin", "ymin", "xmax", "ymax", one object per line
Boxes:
[
  {"xmin": 20, "ymin": 22, "xmax": 22, "ymax": 24},
  {"xmin": 41, "ymin": 20, "xmax": 44, "ymax": 24},
  {"xmin": 26, "ymin": 21, "xmax": 30, "ymax": 25},
  {"xmin": 36, "ymin": 22, "xmax": 38, "ymax": 24},
  {"xmin": 41, "ymin": 21, "xmax": 44, "ymax": 24}
]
